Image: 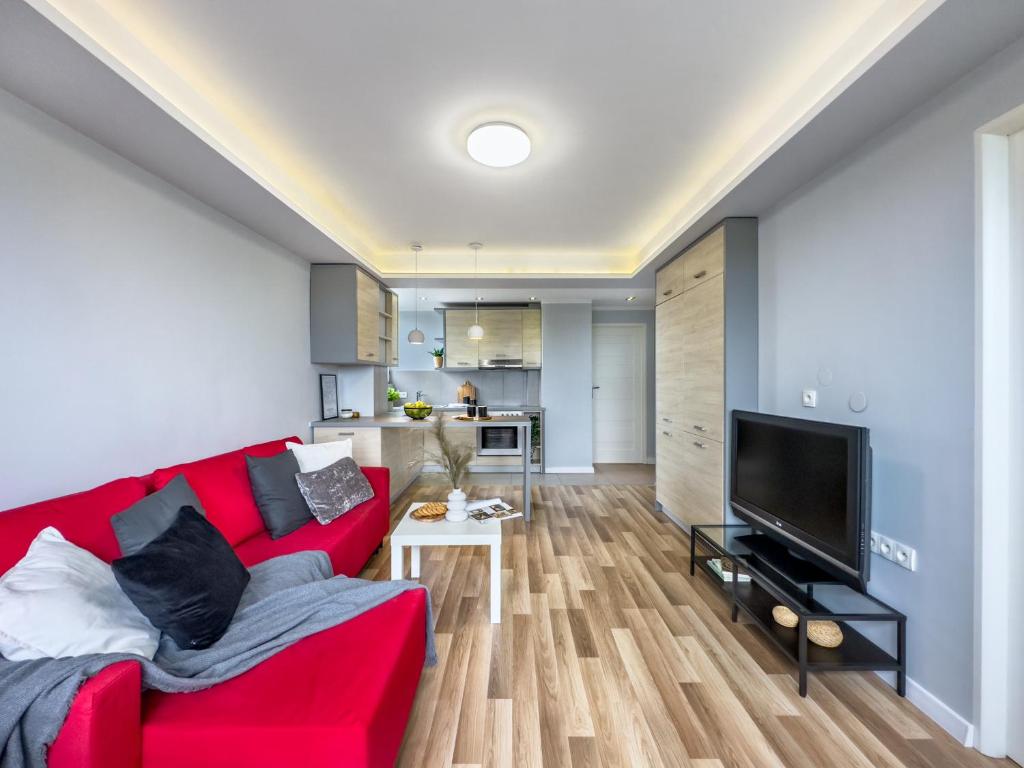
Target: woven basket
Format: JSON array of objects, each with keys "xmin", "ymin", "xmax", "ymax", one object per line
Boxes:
[
  {"xmin": 808, "ymin": 620, "xmax": 844, "ymax": 648},
  {"xmin": 771, "ymin": 605, "xmax": 799, "ymax": 628}
]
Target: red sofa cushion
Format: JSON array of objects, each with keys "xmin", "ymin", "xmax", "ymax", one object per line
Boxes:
[
  {"xmin": 140, "ymin": 588, "xmax": 427, "ymax": 768},
  {"xmin": 150, "ymin": 437, "xmax": 300, "ymax": 547},
  {"xmin": 233, "ymin": 466, "xmax": 390, "ymax": 576},
  {"xmin": 0, "ymin": 477, "xmax": 147, "ymax": 572}
]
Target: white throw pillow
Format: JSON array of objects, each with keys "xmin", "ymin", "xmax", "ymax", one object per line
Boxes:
[
  {"xmin": 286, "ymin": 439, "xmax": 353, "ymax": 473},
  {"xmin": 0, "ymin": 527, "xmax": 160, "ymax": 661}
]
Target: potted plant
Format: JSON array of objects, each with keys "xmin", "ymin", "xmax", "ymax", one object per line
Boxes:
[
  {"xmin": 430, "ymin": 347, "xmax": 444, "ymax": 369},
  {"xmin": 386, "ymin": 385, "xmax": 401, "ymax": 409},
  {"xmin": 427, "ymin": 415, "xmax": 473, "ymax": 521}
]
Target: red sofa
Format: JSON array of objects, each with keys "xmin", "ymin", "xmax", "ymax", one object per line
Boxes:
[{"xmin": 0, "ymin": 437, "xmax": 426, "ymax": 768}]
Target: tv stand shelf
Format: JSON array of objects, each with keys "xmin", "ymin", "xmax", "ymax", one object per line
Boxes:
[{"xmin": 690, "ymin": 525, "xmax": 906, "ymax": 697}]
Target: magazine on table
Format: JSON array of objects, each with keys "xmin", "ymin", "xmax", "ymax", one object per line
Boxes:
[{"xmin": 466, "ymin": 498, "xmax": 522, "ymax": 522}]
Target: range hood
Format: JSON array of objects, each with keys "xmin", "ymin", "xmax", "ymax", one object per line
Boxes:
[{"xmin": 479, "ymin": 358, "xmax": 523, "ymax": 369}]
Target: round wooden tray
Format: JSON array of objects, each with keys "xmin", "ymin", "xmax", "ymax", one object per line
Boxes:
[
  {"xmin": 453, "ymin": 415, "xmax": 493, "ymax": 421},
  {"xmin": 411, "ymin": 502, "xmax": 448, "ymax": 522}
]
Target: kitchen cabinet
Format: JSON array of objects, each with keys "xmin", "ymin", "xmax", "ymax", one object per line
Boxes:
[
  {"xmin": 310, "ymin": 264, "xmax": 398, "ymax": 365},
  {"xmin": 654, "ymin": 219, "xmax": 756, "ymax": 529},
  {"xmin": 522, "ymin": 309, "xmax": 542, "ymax": 367},
  {"xmin": 478, "ymin": 309, "xmax": 523, "ymax": 362},
  {"xmin": 443, "ymin": 307, "xmax": 542, "ymax": 368},
  {"xmin": 312, "ymin": 426, "xmax": 423, "ymax": 500},
  {"xmin": 444, "ymin": 309, "xmax": 480, "ymax": 369}
]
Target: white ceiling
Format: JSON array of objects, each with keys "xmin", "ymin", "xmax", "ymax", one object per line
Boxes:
[{"xmin": 23, "ymin": 0, "xmax": 941, "ymax": 277}]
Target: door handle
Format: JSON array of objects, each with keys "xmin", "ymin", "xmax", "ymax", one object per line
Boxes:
[{"xmin": 592, "ymin": 385, "xmax": 600, "ymax": 399}]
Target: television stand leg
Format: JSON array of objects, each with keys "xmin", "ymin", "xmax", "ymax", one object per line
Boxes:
[
  {"xmin": 798, "ymin": 619, "xmax": 809, "ymax": 697},
  {"xmin": 897, "ymin": 618, "xmax": 907, "ymax": 696}
]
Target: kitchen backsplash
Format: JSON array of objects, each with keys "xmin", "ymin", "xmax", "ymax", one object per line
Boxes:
[{"xmin": 389, "ymin": 369, "xmax": 541, "ymax": 406}]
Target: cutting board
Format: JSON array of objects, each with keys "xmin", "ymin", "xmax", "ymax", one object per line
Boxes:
[{"xmin": 456, "ymin": 380, "xmax": 476, "ymax": 403}]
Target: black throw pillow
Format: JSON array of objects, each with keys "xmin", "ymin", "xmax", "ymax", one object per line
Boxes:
[
  {"xmin": 110, "ymin": 474, "xmax": 207, "ymax": 556},
  {"xmin": 245, "ymin": 451, "xmax": 312, "ymax": 539},
  {"xmin": 112, "ymin": 505, "xmax": 250, "ymax": 650}
]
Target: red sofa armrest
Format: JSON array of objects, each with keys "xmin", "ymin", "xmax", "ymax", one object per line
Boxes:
[
  {"xmin": 48, "ymin": 661, "xmax": 142, "ymax": 768},
  {"xmin": 360, "ymin": 465, "xmax": 390, "ymax": 503}
]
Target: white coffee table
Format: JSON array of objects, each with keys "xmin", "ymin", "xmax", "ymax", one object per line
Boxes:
[{"xmin": 390, "ymin": 502, "xmax": 502, "ymax": 623}]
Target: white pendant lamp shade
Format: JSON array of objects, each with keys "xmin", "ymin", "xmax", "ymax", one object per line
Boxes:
[
  {"xmin": 407, "ymin": 243, "xmax": 425, "ymax": 344},
  {"xmin": 468, "ymin": 242, "xmax": 484, "ymax": 340}
]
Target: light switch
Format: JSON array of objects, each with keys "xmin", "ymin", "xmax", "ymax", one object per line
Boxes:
[{"xmin": 802, "ymin": 389, "xmax": 817, "ymax": 408}]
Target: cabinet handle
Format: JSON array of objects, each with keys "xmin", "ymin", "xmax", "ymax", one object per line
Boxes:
[
  {"xmin": 458, "ymin": 361, "xmax": 470, "ymax": 365},
  {"xmin": 662, "ymin": 430, "xmax": 672, "ymax": 437},
  {"xmin": 662, "ymin": 289, "xmax": 673, "ymax": 296},
  {"xmin": 693, "ymin": 424, "xmax": 707, "ymax": 432},
  {"xmin": 693, "ymin": 270, "xmax": 707, "ymax": 279},
  {"xmin": 662, "ymin": 417, "xmax": 672, "ymax": 423},
  {"xmin": 367, "ymin": 352, "xmax": 375, "ymax": 358},
  {"xmin": 693, "ymin": 441, "xmax": 707, "ymax": 449},
  {"xmin": 335, "ymin": 432, "xmax": 355, "ymax": 436}
]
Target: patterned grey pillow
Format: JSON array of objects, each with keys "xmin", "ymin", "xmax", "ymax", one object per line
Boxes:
[{"xmin": 294, "ymin": 457, "xmax": 374, "ymax": 525}]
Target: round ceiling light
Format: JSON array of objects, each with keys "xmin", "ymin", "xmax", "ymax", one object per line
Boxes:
[{"xmin": 467, "ymin": 122, "xmax": 531, "ymax": 168}]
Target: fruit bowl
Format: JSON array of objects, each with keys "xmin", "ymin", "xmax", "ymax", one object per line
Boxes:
[{"xmin": 403, "ymin": 403, "xmax": 433, "ymax": 420}]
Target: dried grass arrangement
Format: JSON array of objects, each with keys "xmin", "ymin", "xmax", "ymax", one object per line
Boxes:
[{"xmin": 428, "ymin": 415, "xmax": 474, "ymax": 491}]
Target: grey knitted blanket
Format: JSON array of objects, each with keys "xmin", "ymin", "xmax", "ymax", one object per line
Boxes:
[{"xmin": 0, "ymin": 551, "xmax": 436, "ymax": 768}]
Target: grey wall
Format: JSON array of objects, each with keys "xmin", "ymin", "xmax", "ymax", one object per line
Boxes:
[
  {"xmin": 396, "ymin": 308, "xmax": 444, "ymax": 371},
  {"xmin": 0, "ymin": 88, "xmax": 319, "ymax": 509},
  {"xmin": 757, "ymin": 37, "xmax": 1024, "ymax": 722},
  {"xmin": 593, "ymin": 309, "xmax": 656, "ymax": 462},
  {"xmin": 541, "ymin": 304, "xmax": 593, "ymax": 470}
]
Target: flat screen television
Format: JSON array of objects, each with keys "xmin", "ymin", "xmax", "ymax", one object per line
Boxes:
[{"xmin": 729, "ymin": 410, "xmax": 871, "ymax": 591}]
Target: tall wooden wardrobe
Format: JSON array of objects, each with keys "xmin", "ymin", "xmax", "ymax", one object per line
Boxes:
[{"xmin": 655, "ymin": 218, "xmax": 757, "ymax": 530}]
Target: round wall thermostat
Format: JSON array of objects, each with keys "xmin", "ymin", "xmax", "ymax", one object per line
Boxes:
[{"xmin": 849, "ymin": 392, "xmax": 868, "ymax": 413}]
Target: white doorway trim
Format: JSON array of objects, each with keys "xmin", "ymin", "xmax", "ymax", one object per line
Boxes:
[
  {"xmin": 592, "ymin": 323, "xmax": 647, "ymax": 464},
  {"xmin": 973, "ymin": 103, "xmax": 1024, "ymax": 759}
]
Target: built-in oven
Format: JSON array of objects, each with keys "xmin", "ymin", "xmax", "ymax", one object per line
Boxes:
[{"xmin": 477, "ymin": 414, "xmax": 522, "ymax": 456}]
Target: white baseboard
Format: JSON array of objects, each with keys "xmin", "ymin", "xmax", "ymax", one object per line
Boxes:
[
  {"xmin": 547, "ymin": 465, "xmax": 595, "ymax": 474},
  {"xmin": 875, "ymin": 671, "xmax": 975, "ymax": 747}
]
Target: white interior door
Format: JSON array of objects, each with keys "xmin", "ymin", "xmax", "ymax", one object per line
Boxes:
[
  {"xmin": 592, "ymin": 324, "xmax": 645, "ymax": 463},
  {"xmin": 1007, "ymin": 126, "xmax": 1024, "ymax": 766}
]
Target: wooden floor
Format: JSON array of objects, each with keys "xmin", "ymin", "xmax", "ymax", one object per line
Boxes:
[{"xmin": 360, "ymin": 478, "xmax": 1011, "ymax": 768}]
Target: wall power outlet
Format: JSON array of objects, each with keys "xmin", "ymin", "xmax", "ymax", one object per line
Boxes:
[{"xmin": 870, "ymin": 530, "xmax": 917, "ymax": 571}]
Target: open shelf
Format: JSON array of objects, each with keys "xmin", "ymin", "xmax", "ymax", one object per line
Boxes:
[{"xmin": 733, "ymin": 580, "xmax": 900, "ymax": 670}]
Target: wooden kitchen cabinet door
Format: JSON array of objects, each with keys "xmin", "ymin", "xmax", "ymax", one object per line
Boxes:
[
  {"xmin": 679, "ymin": 274, "xmax": 724, "ymax": 443},
  {"xmin": 444, "ymin": 310, "xmax": 480, "ymax": 368}
]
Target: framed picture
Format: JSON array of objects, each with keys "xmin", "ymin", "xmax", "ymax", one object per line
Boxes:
[{"xmin": 320, "ymin": 374, "xmax": 339, "ymax": 420}]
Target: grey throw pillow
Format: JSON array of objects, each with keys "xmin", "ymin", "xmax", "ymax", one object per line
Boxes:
[
  {"xmin": 110, "ymin": 474, "xmax": 206, "ymax": 556},
  {"xmin": 295, "ymin": 457, "xmax": 374, "ymax": 525},
  {"xmin": 246, "ymin": 451, "xmax": 312, "ymax": 539}
]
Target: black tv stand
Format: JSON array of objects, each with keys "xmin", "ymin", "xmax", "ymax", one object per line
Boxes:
[{"xmin": 690, "ymin": 525, "xmax": 906, "ymax": 697}]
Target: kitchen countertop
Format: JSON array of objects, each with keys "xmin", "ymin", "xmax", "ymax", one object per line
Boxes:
[{"xmin": 311, "ymin": 414, "xmax": 533, "ymax": 428}]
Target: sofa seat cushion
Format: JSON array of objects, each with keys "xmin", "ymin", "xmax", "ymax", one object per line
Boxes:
[
  {"xmin": 234, "ymin": 503, "xmax": 378, "ymax": 577},
  {"xmin": 140, "ymin": 588, "xmax": 427, "ymax": 768},
  {"xmin": 0, "ymin": 478, "xmax": 147, "ymax": 573},
  {"xmin": 150, "ymin": 438, "xmax": 299, "ymax": 547}
]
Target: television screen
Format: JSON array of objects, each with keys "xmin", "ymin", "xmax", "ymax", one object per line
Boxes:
[{"xmin": 730, "ymin": 411, "xmax": 870, "ymax": 588}]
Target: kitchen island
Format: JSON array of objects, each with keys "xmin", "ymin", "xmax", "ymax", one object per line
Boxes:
[{"xmin": 310, "ymin": 414, "xmax": 533, "ymax": 521}]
